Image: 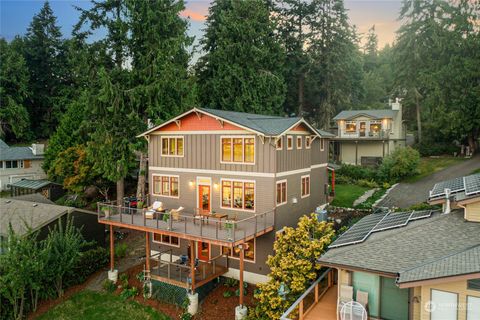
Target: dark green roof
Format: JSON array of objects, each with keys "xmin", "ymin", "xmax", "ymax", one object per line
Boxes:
[
  {"xmin": 333, "ymin": 109, "xmax": 398, "ymax": 121},
  {"xmin": 319, "ymin": 210, "xmax": 480, "ymax": 284},
  {"xmin": 0, "ymin": 140, "xmax": 44, "ymax": 161},
  {"xmin": 9, "ymin": 179, "xmax": 58, "ymax": 190}
]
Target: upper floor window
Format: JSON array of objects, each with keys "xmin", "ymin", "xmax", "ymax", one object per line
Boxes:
[
  {"xmin": 320, "ymin": 138, "xmax": 325, "ymax": 151},
  {"xmin": 287, "ymin": 136, "xmax": 293, "ymax": 150},
  {"xmin": 161, "ymin": 137, "xmax": 184, "ymax": 156},
  {"xmin": 221, "ymin": 137, "xmax": 255, "ymax": 164},
  {"xmin": 301, "ymin": 175, "xmax": 310, "ymax": 198},
  {"xmin": 345, "ymin": 121, "xmax": 356, "ymax": 133},
  {"xmin": 296, "ymin": 136, "xmax": 302, "ymax": 149},
  {"xmin": 276, "ymin": 180, "xmax": 287, "ymax": 206},
  {"xmin": 276, "ymin": 137, "xmax": 283, "ymax": 150},
  {"xmin": 369, "ymin": 120, "xmax": 382, "ymax": 134},
  {"xmin": 5, "ymin": 160, "xmax": 22, "ymax": 169},
  {"xmin": 221, "ymin": 180, "xmax": 255, "ymax": 211},
  {"xmin": 305, "ymin": 136, "xmax": 311, "ymax": 149},
  {"xmin": 153, "ymin": 175, "xmax": 179, "ymax": 197}
]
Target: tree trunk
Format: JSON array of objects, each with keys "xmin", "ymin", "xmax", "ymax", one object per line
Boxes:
[
  {"xmin": 136, "ymin": 152, "xmax": 146, "ymax": 203},
  {"xmin": 117, "ymin": 178, "xmax": 124, "ymax": 205},
  {"xmin": 298, "ymin": 72, "xmax": 305, "ymax": 116},
  {"xmin": 415, "ymin": 94, "xmax": 422, "ymax": 143},
  {"xmin": 468, "ymin": 132, "xmax": 476, "ymax": 154}
]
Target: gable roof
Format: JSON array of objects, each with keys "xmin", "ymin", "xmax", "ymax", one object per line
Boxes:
[
  {"xmin": 319, "ymin": 210, "xmax": 480, "ymax": 285},
  {"xmin": 333, "ymin": 109, "xmax": 398, "ymax": 121},
  {"xmin": 0, "ymin": 198, "xmax": 73, "ymax": 237},
  {"xmin": 138, "ymin": 108, "xmax": 330, "ymax": 138},
  {"xmin": 9, "ymin": 179, "xmax": 59, "ymax": 190},
  {"xmin": 0, "ymin": 140, "xmax": 44, "ymax": 161}
]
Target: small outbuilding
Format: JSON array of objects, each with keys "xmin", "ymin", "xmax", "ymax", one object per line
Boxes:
[{"xmin": 8, "ymin": 179, "xmax": 65, "ymax": 201}]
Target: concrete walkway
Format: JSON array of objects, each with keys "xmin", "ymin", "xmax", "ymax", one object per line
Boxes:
[
  {"xmin": 378, "ymin": 154, "xmax": 480, "ymax": 208},
  {"xmin": 353, "ymin": 188, "xmax": 378, "ymax": 207}
]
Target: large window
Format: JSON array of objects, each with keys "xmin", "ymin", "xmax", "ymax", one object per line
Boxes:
[
  {"xmin": 152, "ymin": 233, "xmax": 180, "ymax": 247},
  {"xmin": 301, "ymin": 175, "xmax": 310, "ymax": 198},
  {"xmin": 222, "ymin": 238, "xmax": 255, "ymax": 262},
  {"xmin": 287, "ymin": 136, "xmax": 293, "ymax": 150},
  {"xmin": 161, "ymin": 137, "xmax": 184, "ymax": 156},
  {"xmin": 153, "ymin": 175, "xmax": 179, "ymax": 197},
  {"xmin": 276, "ymin": 180, "xmax": 287, "ymax": 206},
  {"xmin": 221, "ymin": 136, "xmax": 255, "ymax": 164},
  {"xmin": 369, "ymin": 120, "xmax": 382, "ymax": 134},
  {"xmin": 345, "ymin": 121, "xmax": 357, "ymax": 133},
  {"xmin": 221, "ymin": 179, "xmax": 255, "ymax": 211},
  {"xmin": 5, "ymin": 160, "xmax": 22, "ymax": 169}
]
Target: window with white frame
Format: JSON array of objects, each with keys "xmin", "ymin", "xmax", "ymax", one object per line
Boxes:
[
  {"xmin": 345, "ymin": 121, "xmax": 357, "ymax": 134},
  {"xmin": 152, "ymin": 233, "xmax": 180, "ymax": 247},
  {"xmin": 276, "ymin": 180, "xmax": 287, "ymax": 205},
  {"xmin": 276, "ymin": 137, "xmax": 283, "ymax": 150},
  {"xmin": 301, "ymin": 175, "xmax": 310, "ymax": 197},
  {"xmin": 221, "ymin": 136, "xmax": 255, "ymax": 164},
  {"xmin": 221, "ymin": 179, "xmax": 255, "ymax": 211},
  {"xmin": 305, "ymin": 136, "xmax": 311, "ymax": 149},
  {"xmin": 296, "ymin": 136, "xmax": 302, "ymax": 149},
  {"xmin": 161, "ymin": 137, "xmax": 184, "ymax": 156},
  {"xmin": 152, "ymin": 175, "xmax": 179, "ymax": 197},
  {"xmin": 5, "ymin": 160, "xmax": 22, "ymax": 169},
  {"xmin": 320, "ymin": 138, "xmax": 325, "ymax": 151},
  {"xmin": 369, "ymin": 120, "xmax": 382, "ymax": 134},
  {"xmin": 287, "ymin": 136, "xmax": 293, "ymax": 150}
]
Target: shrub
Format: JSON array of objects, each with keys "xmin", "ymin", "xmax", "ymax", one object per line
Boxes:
[
  {"xmin": 337, "ymin": 164, "xmax": 377, "ymax": 181},
  {"xmin": 65, "ymin": 247, "xmax": 108, "ymax": 286},
  {"xmin": 235, "ymin": 288, "xmax": 248, "ymax": 296},
  {"xmin": 102, "ymin": 279, "xmax": 116, "ymax": 293},
  {"xmin": 224, "ymin": 278, "xmax": 239, "ymax": 288},
  {"xmin": 356, "ymin": 179, "xmax": 379, "ymax": 188},
  {"xmin": 382, "ymin": 182, "xmax": 391, "ymax": 189},
  {"xmin": 115, "ymin": 243, "xmax": 128, "ymax": 259},
  {"xmin": 180, "ymin": 313, "xmax": 193, "ymax": 320},
  {"xmin": 119, "ymin": 287, "xmax": 138, "ymax": 300},
  {"xmin": 378, "ymin": 147, "xmax": 420, "ymax": 182},
  {"xmin": 335, "ymin": 174, "xmax": 354, "ymax": 185},
  {"xmin": 223, "ymin": 290, "xmax": 234, "ymax": 298},
  {"xmin": 414, "ymin": 141, "xmax": 458, "ymax": 157},
  {"xmin": 119, "ymin": 273, "xmax": 129, "ymax": 288}
]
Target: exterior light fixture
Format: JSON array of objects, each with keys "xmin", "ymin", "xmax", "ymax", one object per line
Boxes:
[{"xmin": 189, "ymin": 180, "xmax": 195, "ymax": 187}]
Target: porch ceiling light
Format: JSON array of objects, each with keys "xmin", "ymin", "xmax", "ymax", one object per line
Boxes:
[{"xmin": 189, "ymin": 180, "xmax": 195, "ymax": 187}]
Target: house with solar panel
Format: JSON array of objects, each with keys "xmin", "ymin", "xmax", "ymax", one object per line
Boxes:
[
  {"xmin": 0, "ymin": 140, "xmax": 47, "ymax": 191},
  {"xmin": 283, "ymin": 174, "xmax": 480, "ymax": 320},
  {"xmin": 330, "ymin": 99, "xmax": 406, "ymax": 166}
]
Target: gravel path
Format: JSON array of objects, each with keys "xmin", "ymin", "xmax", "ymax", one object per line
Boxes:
[{"xmin": 378, "ymin": 154, "xmax": 480, "ymax": 209}]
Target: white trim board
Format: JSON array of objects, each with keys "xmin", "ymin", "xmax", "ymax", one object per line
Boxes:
[{"xmin": 222, "ymin": 267, "xmax": 269, "ymax": 285}]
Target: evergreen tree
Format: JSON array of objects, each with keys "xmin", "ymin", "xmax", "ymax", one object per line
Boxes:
[
  {"xmin": 363, "ymin": 25, "xmax": 378, "ymax": 73},
  {"xmin": 0, "ymin": 38, "xmax": 31, "ymax": 141},
  {"xmin": 24, "ymin": 1, "xmax": 67, "ymax": 138},
  {"xmin": 196, "ymin": 0, "xmax": 286, "ymax": 115}
]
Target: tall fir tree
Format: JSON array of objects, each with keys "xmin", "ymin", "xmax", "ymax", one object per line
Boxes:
[
  {"xmin": 363, "ymin": 25, "xmax": 378, "ymax": 73},
  {"xmin": 196, "ymin": 0, "xmax": 286, "ymax": 115},
  {"xmin": 0, "ymin": 38, "xmax": 31, "ymax": 141},
  {"xmin": 24, "ymin": 1, "xmax": 67, "ymax": 138}
]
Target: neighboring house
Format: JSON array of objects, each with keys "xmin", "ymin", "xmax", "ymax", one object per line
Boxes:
[
  {"xmin": 8, "ymin": 179, "xmax": 64, "ymax": 201},
  {"xmin": 0, "ymin": 197, "xmax": 105, "ymax": 253},
  {"xmin": 289, "ymin": 174, "xmax": 480, "ymax": 320},
  {"xmin": 0, "ymin": 140, "xmax": 47, "ymax": 191},
  {"xmin": 98, "ymin": 107, "xmax": 333, "ymax": 309},
  {"xmin": 330, "ymin": 99, "xmax": 406, "ymax": 166}
]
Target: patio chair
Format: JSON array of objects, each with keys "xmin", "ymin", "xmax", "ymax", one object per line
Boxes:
[
  {"xmin": 171, "ymin": 207, "xmax": 185, "ymax": 221},
  {"xmin": 356, "ymin": 290, "xmax": 368, "ymax": 311},
  {"xmin": 145, "ymin": 201, "xmax": 164, "ymax": 219},
  {"xmin": 340, "ymin": 301, "xmax": 367, "ymax": 320},
  {"xmin": 337, "ymin": 285, "xmax": 354, "ymax": 315}
]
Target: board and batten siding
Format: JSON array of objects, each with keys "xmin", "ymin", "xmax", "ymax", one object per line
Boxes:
[
  {"xmin": 149, "ymin": 134, "xmax": 276, "ymax": 173},
  {"xmin": 465, "ymin": 201, "xmax": 480, "ymax": 222},
  {"xmin": 276, "ymin": 135, "xmax": 328, "ymax": 172}
]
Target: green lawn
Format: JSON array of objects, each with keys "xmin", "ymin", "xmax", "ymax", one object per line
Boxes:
[
  {"xmin": 471, "ymin": 167, "xmax": 480, "ymax": 175},
  {"xmin": 37, "ymin": 291, "xmax": 170, "ymax": 320},
  {"xmin": 404, "ymin": 156, "xmax": 465, "ymax": 183},
  {"xmin": 331, "ymin": 184, "xmax": 369, "ymax": 208}
]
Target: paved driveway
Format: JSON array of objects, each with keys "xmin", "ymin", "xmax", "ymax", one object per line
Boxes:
[{"xmin": 378, "ymin": 154, "xmax": 480, "ymax": 208}]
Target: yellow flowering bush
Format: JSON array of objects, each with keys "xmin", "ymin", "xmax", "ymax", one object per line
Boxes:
[{"xmin": 248, "ymin": 214, "xmax": 335, "ymax": 320}]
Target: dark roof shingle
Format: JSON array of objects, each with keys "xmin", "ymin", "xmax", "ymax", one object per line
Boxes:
[{"xmin": 333, "ymin": 109, "xmax": 398, "ymax": 120}]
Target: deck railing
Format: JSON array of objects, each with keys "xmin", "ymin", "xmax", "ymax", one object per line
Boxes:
[
  {"xmin": 280, "ymin": 268, "xmax": 333, "ymax": 320},
  {"xmin": 97, "ymin": 201, "xmax": 275, "ymax": 243}
]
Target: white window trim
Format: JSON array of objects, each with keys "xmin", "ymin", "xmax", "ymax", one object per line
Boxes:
[
  {"xmin": 160, "ymin": 136, "xmax": 185, "ymax": 157},
  {"xmin": 320, "ymin": 138, "xmax": 325, "ymax": 151},
  {"xmin": 287, "ymin": 136, "xmax": 294, "ymax": 150},
  {"xmin": 220, "ymin": 135, "xmax": 256, "ymax": 166},
  {"xmin": 222, "ymin": 238, "xmax": 256, "ymax": 263},
  {"xmin": 344, "ymin": 121, "xmax": 357, "ymax": 135},
  {"xmin": 301, "ymin": 174, "xmax": 310, "ymax": 198},
  {"xmin": 152, "ymin": 174, "xmax": 180, "ymax": 198},
  {"xmin": 151, "ymin": 233, "xmax": 180, "ymax": 248},
  {"xmin": 276, "ymin": 179, "xmax": 288, "ymax": 206},
  {"xmin": 276, "ymin": 136, "xmax": 283, "ymax": 150},
  {"xmin": 296, "ymin": 136, "xmax": 302, "ymax": 149},
  {"xmin": 305, "ymin": 136, "xmax": 311, "ymax": 149},
  {"xmin": 219, "ymin": 178, "xmax": 256, "ymax": 213}
]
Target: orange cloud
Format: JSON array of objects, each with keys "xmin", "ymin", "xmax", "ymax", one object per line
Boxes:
[{"xmin": 181, "ymin": 8, "xmax": 207, "ymax": 22}]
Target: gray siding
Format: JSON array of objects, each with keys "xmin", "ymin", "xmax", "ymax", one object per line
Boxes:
[
  {"xmin": 149, "ymin": 135, "xmax": 276, "ymax": 173},
  {"xmin": 275, "ymin": 135, "xmax": 329, "ymax": 172}
]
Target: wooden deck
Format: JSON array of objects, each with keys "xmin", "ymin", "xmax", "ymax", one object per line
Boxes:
[{"xmin": 304, "ymin": 285, "xmax": 337, "ymax": 320}]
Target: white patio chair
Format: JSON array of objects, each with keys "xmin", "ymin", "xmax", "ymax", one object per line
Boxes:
[
  {"xmin": 356, "ymin": 290, "xmax": 369, "ymax": 311},
  {"xmin": 145, "ymin": 201, "xmax": 163, "ymax": 219},
  {"xmin": 340, "ymin": 301, "xmax": 367, "ymax": 320},
  {"xmin": 337, "ymin": 285, "xmax": 354, "ymax": 315},
  {"xmin": 171, "ymin": 206, "xmax": 184, "ymax": 221}
]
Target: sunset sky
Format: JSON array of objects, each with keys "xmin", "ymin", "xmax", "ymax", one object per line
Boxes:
[{"xmin": 1, "ymin": 0, "xmax": 403, "ymax": 49}]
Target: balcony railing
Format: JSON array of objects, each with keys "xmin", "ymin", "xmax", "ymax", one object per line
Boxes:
[
  {"xmin": 97, "ymin": 201, "xmax": 275, "ymax": 243},
  {"xmin": 339, "ymin": 129, "xmax": 391, "ymax": 139}
]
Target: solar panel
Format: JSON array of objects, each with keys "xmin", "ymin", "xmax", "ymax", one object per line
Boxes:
[
  {"xmin": 373, "ymin": 211, "xmax": 412, "ymax": 231},
  {"xmin": 464, "ymin": 174, "xmax": 480, "ymax": 196},
  {"xmin": 409, "ymin": 210, "xmax": 433, "ymax": 220},
  {"xmin": 430, "ymin": 176, "xmax": 465, "ymax": 198},
  {"xmin": 329, "ymin": 213, "xmax": 387, "ymax": 248}
]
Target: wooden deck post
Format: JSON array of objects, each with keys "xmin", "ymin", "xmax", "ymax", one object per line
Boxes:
[
  {"xmin": 145, "ymin": 232, "xmax": 150, "ymax": 272},
  {"xmin": 190, "ymin": 240, "xmax": 196, "ymax": 293},
  {"xmin": 109, "ymin": 225, "xmax": 114, "ymax": 271},
  {"xmin": 239, "ymin": 244, "xmax": 245, "ymax": 306},
  {"xmin": 299, "ymin": 300, "xmax": 304, "ymax": 320}
]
